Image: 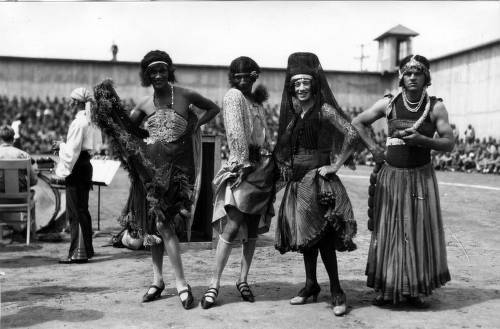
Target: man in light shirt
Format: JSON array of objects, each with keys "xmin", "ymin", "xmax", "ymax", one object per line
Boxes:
[
  {"xmin": 53, "ymin": 87, "xmax": 102, "ymax": 264},
  {"xmin": 10, "ymin": 114, "xmax": 26, "ymax": 149}
]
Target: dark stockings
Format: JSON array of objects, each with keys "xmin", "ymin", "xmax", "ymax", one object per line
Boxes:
[{"xmin": 303, "ymin": 236, "xmax": 343, "ymax": 296}]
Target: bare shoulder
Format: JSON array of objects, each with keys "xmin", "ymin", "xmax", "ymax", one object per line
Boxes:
[
  {"xmin": 373, "ymin": 97, "xmax": 391, "ymax": 111},
  {"xmin": 175, "ymin": 85, "xmax": 198, "ymax": 100},
  {"xmin": 135, "ymin": 95, "xmax": 152, "ymax": 112},
  {"xmin": 431, "ymin": 99, "xmax": 449, "ymax": 120},
  {"xmin": 433, "ymin": 99, "xmax": 447, "ymax": 113}
]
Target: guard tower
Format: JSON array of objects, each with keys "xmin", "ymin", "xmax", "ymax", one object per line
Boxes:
[{"xmin": 375, "ymin": 24, "xmax": 418, "ymax": 72}]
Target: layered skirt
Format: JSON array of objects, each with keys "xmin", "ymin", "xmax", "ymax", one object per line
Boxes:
[
  {"xmin": 119, "ymin": 133, "xmax": 196, "ymax": 246},
  {"xmin": 275, "ymin": 151, "xmax": 357, "ymax": 254},
  {"xmin": 212, "ymin": 155, "xmax": 275, "ymax": 241},
  {"xmin": 366, "ymin": 162, "xmax": 451, "ymax": 302}
]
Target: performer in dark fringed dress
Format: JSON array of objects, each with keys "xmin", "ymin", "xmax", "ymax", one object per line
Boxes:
[
  {"xmin": 92, "ymin": 50, "xmax": 219, "ymax": 309},
  {"xmin": 352, "ymin": 55, "xmax": 453, "ymax": 307},
  {"xmin": 200, "ymin": 57, "xmax": 275, "ymax": 309},
  {"xmin": 274, "ymin": 53, "xmax": 382, "ymax": 316}
]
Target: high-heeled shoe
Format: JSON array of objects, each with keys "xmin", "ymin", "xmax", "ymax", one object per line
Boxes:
[
  {"xmin": 142, "ymin": 282, "xmax": 165, "ymax": 303},
  {"xmin": 177, "ymin": 284, "xmax": 194, "ymax": 310},
  {"xmin": 290, "ymin": 283, "xmax": 321, "ymax": 305},
  {"xmin": 332, "ymin": 292, "xmax": 347, "ymax": 316},
  {"xmin": 200, "ymin": 287, "xmax": 219, "ymax": 309},
  {"xmin": 236, "ymin": 281, "xmax": 255, "ymax": 303}
]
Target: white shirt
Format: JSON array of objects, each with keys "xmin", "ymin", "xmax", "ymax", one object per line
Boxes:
[
  {"xmin": 55, "ymin": 110, "xmax": 102, "ymax": 178},
  {"xmin": 11, "ymin": 120, "xmax": 21, "ymax": 139}
]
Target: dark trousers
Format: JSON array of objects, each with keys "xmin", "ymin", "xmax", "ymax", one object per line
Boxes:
[{"xmin": 66, "ymin": 151, "xmax": 94, "ymax": 258}]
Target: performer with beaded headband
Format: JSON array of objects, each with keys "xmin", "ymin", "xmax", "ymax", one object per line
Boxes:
[
  {"xmin": 352, "ymin": 54, "xmax": 454, "ymax": 307},
  {"xmin": 274, "ymin": 52, "xmax": 382, "ymax": 316},
  {"xmin": 200, "ymin": 56, "xmax": 276, "ymax": 309},
  {"xmin": 93, "ymin": 50, "xmax": 219, "ymax": 309}
]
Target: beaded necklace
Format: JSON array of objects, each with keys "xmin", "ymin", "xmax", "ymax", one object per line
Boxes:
[
  {"xmin": 402, "ymin": 88, "xmax": 426, "ymax": 112},
  {"xmin": 153, "ymin": 83, "xmax": 174, "ymax": 109},
  {"xmin": 386, "ymin": 91, "xmax": 432, "ymax": 145}
]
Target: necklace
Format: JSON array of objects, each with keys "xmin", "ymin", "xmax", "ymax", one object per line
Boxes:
[
  {"xmin": 153, "ymin": 84, "xmax": 174, "ymax": 109},
  {"xmin": 402, "ymin": 89, "xmax": 425, "ymax": 112}
]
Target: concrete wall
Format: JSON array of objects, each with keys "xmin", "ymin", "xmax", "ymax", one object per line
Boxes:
[
  {"xmin": 428, "ymin": 40, "xmax": 500, "ymax": 139},
  {"xmin": 6, "ymin": 44, "xmax": 500, "ymax": 140},
  {"xmin": 0, "ymin": 56, "xmax": 389, "ymax": 112}
]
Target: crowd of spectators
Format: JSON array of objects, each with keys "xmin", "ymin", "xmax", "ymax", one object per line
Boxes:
[
  {"xmin": 431, "ymin": 136, "xmax": 500, "ymax": 174},
  {"xmin": 0, "ymin": 95, "xmax": 134, "ymax": 155},
  {"xmin": 2, "ymin": 95, "xmax": 499, "ymax": 175}
]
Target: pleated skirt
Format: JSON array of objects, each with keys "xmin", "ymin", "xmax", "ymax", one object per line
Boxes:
[
  {"xmin": 366, "ymin": 162, "xmax": 451, "ymax": 302},
  {"xmin": 275, "ymin": 152, "xmax": 357, "ymax": 254}
]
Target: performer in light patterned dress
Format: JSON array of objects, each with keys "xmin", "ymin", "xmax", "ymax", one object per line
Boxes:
[{"xmin": 201, "ymin": 57, "xmax": 275, "ymax": 309}]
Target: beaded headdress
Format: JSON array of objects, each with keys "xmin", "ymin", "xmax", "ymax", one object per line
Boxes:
[{"xmin": 398, "ymin": 55, "xmax": 431, "ymax": 86}]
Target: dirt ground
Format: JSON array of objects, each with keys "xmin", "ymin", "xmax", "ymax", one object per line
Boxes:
[{"xmin": 1, "ymin": 166, "xmax": 500, "ymax": 329}]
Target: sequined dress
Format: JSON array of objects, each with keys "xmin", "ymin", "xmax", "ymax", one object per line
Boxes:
[
  {"xmin": 119, "ymin": 105, "xmax": 198, "ymax": 246},
  {"xmin": 365, "ymin": 94, "xmax": 451, "ymax": 302},
  {"xmin": 212, "ymin": 88, "xmax": 275, "ymax": 241}
]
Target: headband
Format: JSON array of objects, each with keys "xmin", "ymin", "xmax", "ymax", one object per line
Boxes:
[
  {"xmin": 290, "ymin": 74, "xmax": 313, "ymax": 81},
  {"xmin": 399, "ymin": 55, "xmax": 430, "ymax": 81},
  {"xmin": 147, "ymin": 61, "xmax": 169, "ymax": 68},
  {"xmin": 234, "ymin": 71, "xmax": 259, "ymax": 79}
]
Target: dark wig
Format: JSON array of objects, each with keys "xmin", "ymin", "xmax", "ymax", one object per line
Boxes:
[
  {"xmin": 140, "ymin": 50, "xmax": 176, "ymax": 87},
  {"xmin": 228, "ymin": 56, "xmax": 261, "ymax": 87},
  {"xmin": 398, "ymin": 54, "xmax": 431, "ymax": 87}
]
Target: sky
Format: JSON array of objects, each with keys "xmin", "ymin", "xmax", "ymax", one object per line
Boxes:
[{"xmin": 0, "ymin": 1, "xmax": 499, "ymax": 71}]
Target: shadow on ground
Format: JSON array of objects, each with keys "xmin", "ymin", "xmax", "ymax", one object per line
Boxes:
[
  {"xmin": 1, "ymin": 285, "xmax": 109, "ymax": 304},
  {"xmin": 188, "ymin": 279, "xmax": 500, "ymax": 313},
  {"xmin": 1, "ymin": 305, "xmax": 104, "ymax": 328},
  {"xmin": 0, "ymin": 248, "xmax": 150, "ymax": 269}
]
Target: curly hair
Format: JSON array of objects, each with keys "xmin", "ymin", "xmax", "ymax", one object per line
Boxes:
[
  {"xmin": 228, "ymin": 56, "xmax": 261, "ymax": 87},
  {"xmin": 140, "ymin": 50, "xmax": 176, "ymax": 87}
]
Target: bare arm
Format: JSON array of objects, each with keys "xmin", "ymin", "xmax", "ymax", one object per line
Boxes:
[
  {"xmin": 129, "ymin": 98, "xmax": 148, "ymax": 126},
  {"xmin": 187, "ymin": 91, "xmax": 220, "ymax": 129},
  {"xmin": 402, "ymin": 101, "xmax": 454, "ymax": 152},
  {"xmin": 351, "ymin": 98, "xmax": 387, "ymax": 149}
]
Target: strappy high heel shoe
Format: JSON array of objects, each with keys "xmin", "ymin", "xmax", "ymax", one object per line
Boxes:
[
  {"xmin": 236, "ymin": 281, "xmax": 255, "ymax": 303},
  {"xmin": 332, "ymin": 291, "xmax": 347, "ymax": 316},
  {"xmin": 142, "ymin": 282, "xmax": 165, "ymax": 303},
  {"xmin": 200, "ymin": 287, "xmax": 219, "ymax": 309},
  {"xmin": 177, "ymin": 284, "xmax": 194, "ymax": 310},
  {"xmin": 290, "ymin": 283, "xmax": 321, "ymax": 305}
]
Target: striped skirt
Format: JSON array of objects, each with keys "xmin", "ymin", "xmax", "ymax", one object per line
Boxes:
[
  {"xmin": 275, "ymin": 152, "xmax": 357, "ymax": 254},
  {"xmin": 366, "ymin": 163, "xmax": 451, "ymax": 302}
]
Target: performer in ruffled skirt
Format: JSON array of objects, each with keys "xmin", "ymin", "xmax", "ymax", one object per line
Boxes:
[
  {"xmin": 352, "ymin": 54, "xmax": 453, "ymax": 307},
  {"xmin": 92, "ymin": 50, "xmax": 219, "ymax": 309},
  {"xmin": 201, "ymin": 57, "xmax": 275, "ymax": 309},
  {"xmin": 274, "ymin": 52, "xmax": 381, "ymax": 316}
]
